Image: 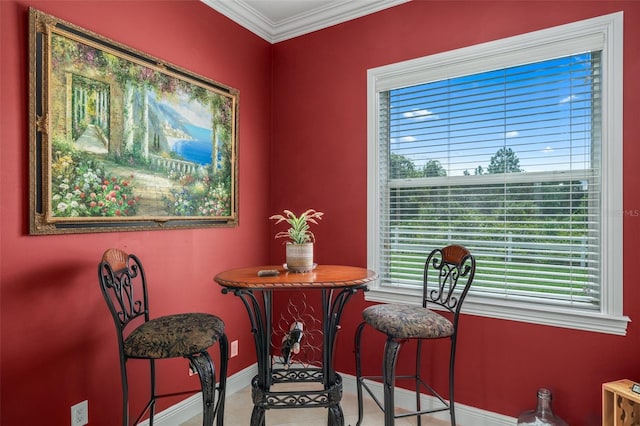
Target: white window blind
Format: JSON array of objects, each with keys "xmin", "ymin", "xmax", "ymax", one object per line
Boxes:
[
  {"xmin": 367, "ymin": 12, "xmax": 626, "ymax": 334},
  {"xmin": 380, "ymin": 53, "xmax": 601, "ymax": 309}
]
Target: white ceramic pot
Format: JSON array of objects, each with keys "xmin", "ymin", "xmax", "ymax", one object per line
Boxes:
[{"xmin": 285, "ymin": 242, "xmax": 314, "ymax": 272}]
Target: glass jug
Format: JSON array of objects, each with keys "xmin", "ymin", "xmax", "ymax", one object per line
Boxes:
[{"xmin": 517, "ymin": 388, "xmax": 568, "ymax": 425}]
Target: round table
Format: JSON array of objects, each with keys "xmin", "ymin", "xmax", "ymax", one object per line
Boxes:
[{"xmin": 215, "ymin": 265, "xmax": 377, "ymax": 426}]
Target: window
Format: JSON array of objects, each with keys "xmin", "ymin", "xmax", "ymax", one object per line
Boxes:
[{"xmin": 367, "ymin": 13, "xmax": 626, "ymax": 334}]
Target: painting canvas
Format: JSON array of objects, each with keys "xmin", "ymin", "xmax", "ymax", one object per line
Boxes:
[{"xmin": 29, "ymin": 8, "xmax": 239, "ymax": 234}]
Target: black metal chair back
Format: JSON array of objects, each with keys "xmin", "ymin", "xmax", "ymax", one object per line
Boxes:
[
  {"xmin": 99, "ymin": 249, "xmax": 149, "ymax": 348},
  {"xmin": 423, "ymin": 244, "xmax": 476, "ymax": 320}
]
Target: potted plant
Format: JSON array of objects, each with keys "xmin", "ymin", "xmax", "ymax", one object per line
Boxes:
[{"xmin": 269, "ymin": 209, "xmax": 324, "ymax": 272}]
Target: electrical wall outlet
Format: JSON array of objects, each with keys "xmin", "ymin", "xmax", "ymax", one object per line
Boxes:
[
  {"xmin": 230, "ymin": 340, "xmax": 239, "ymax": 358},
  {"xmin": 71, "ymin": 400, "xmax": 88, "ymax": 426}
]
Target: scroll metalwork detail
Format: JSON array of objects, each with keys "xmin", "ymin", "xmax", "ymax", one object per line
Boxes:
[{"xmin": 272, "ymin": 292, "xmax": 322, "ymax": 368}]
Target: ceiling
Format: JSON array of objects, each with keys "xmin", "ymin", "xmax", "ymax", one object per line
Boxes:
[{"xmin": 201, "ymin": 0, "xmax": 410, "ymax": 43}]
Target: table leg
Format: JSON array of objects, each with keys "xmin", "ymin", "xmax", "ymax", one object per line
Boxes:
[
  {"xmin": 322, "ymin": 288, "xmax": 359, "ymax": 386},
  {"xmin": 250, "ymin": 406, "xmax": 266, "ymax": 426},
  {"xmin": 224, "ymin": 288, "xmax": 271, "ymax": 388},
  {"xmin": 328, "ymin": 404, "xmax": 344, "ymax": 426},
  {"xmin": 224, "ymin": 288, "xmax": 272, "ymax": 425},
  {"xmin": 322, "ymin": 288, "xmax": 360, "ymax": 426}
]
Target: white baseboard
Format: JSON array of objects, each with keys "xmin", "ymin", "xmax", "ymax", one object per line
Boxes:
[
  {"xmin": 137, "ymin": 363, "xmax": 257, "ymax": 426},
  {"xmin": 340, "ymin": 374, "xmax": 517, "ymax": 426},
  {"xmin": 140, "ymin": 364, "xmax": 516, "ymax": 426}
]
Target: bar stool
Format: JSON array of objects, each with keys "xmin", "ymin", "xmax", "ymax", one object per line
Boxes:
[
  {"xmin": 354, "ymin": 245, "xmax": 476, "ymax": 425},
  {"xmin": 98, "ymin": 248, "xmax": 228, "ymax": 426}
]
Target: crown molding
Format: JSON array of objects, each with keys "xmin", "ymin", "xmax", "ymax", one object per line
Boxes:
[{"xmin": 201, "ymin": 0, "xmax": 410, "ymax": 43}]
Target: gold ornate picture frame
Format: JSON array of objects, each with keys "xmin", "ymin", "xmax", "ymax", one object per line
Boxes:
[{"xmin": 28, "ymin": 8, "xmax": 239, "ymax": 235}]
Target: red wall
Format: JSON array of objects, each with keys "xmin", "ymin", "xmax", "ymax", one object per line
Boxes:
[
  {"xmin": 2, "ymin": 0, "xmax": 640, "ymax": 425},
  {"xmin": 0, "ymin": 1, "xmax": 271, "ymax": 425},
  {"xmin": 270, "ymin": 1, "xmax": 640, "ymax": 424}
]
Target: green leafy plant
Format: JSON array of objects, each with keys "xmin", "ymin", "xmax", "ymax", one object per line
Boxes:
[{"xmin": 270, "ymin": 209, "xmax": 324, "ymax": 244}]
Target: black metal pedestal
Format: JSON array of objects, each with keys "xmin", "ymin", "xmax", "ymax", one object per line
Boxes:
[{"xmin": 223, "ymin": 287, "xmax": 359, "ymax": 426}]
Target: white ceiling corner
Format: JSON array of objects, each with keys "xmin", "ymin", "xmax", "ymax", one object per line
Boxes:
[{"xmin": 201, "ymin": 0, "xmax": 410, "ymax": 43}]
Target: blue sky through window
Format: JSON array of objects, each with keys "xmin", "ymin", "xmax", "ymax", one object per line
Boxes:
[{"xmin": 388, "ymin": 53, "xmax": 597, "ymax": 176}]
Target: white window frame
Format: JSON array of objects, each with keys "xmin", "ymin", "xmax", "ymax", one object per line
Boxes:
[{"xmin": 366, "ymin": 12, "xmax": 627, "ymax": 335}]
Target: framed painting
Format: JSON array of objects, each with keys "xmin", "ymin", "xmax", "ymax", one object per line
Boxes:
[{"xmin": 28, "ymin": 8, "xmax": 239, "ymax": 234}]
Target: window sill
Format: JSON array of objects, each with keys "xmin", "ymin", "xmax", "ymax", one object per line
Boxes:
[{"xmin": 364, "ymin": 287, "xmax": 630, "ymax": 336}]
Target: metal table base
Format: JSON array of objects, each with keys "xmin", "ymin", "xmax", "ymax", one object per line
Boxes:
[{"xmin": 215, "ymin": 265, "xmax": 377, "ymax": 426}]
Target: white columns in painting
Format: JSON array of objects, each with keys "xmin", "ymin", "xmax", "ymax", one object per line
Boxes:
[{"xmin": 142, "ymin": 89, "xmax": 149, "ymax": 159}]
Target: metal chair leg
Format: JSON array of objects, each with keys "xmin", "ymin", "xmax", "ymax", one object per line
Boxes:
[
  {"xmin": 149, "ymin": 359, "xmax": 156, "ymax": 426},
  {"xmin": 415, "ymin": 340, "xmax": 422, "ymax": 426},
  {"xmin": 449, "ymin": 334, "xmax": 458, "ymax": 426},
  {"xmin": 121, "ymin": 358, "xmax": 129, "ymax": 426},
  {"xmin": 216, "ymin": 334, "xmax": 229, "ymax": 426},
  {"xmin": 382, "ymin": 337, "xmax": 402, "ymax": 426},
  {"xmin": 354, "ymin": 322, "xmax": 367, "ymax": 426},
  {"xmin": 187, "ymin": 352, "xmax": 216, "ymax": 426}
]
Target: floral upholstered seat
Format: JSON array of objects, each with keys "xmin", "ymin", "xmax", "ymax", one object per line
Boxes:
[
  {"xmin": 362, "ymin": 304, "xmax": 453, "ymax": 340},
  {"xmin": 124, "ymin": 312, "xmax": 225, "ymax": 359}
]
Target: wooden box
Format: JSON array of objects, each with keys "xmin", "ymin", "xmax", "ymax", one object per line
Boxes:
[{"xmin": 603, "ymin": 379, "xmax": 640, "ymax": 425}]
